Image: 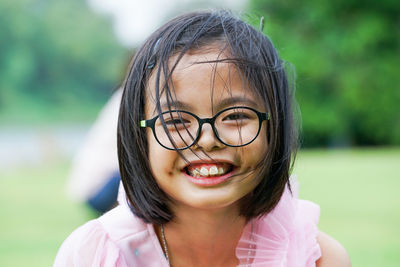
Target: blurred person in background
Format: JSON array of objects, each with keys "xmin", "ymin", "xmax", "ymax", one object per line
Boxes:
[{"xmin": 66, "ymin": 89, "xmax": 122, "ymax": 214}]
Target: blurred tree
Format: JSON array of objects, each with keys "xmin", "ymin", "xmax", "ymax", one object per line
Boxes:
[
  {"xmin": 0, "ymin": 0, "xmax": 129, "ymax": 123},
  {"xmin": 249, "ymin": 0, "xmax": 400, "ymax": 146}
]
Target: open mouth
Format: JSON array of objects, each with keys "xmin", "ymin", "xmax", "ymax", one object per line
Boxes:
[{"xmin": 184, "ymin": 163, "xmax": 235, "ymax": 179}]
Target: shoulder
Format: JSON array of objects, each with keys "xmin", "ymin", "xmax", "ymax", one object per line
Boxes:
[
  {"xmin": 54, "ymin": 205, "xmax": 146, "ymax": 267},
  {"xmin": 316, "ymin": 231, "xmax": 351, "ymax": 267},
  {"xmin": 54, "ymin": 219, "xmax": 125, "ymax": 266}
]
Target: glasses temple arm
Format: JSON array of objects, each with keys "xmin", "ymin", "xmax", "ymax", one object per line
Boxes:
[{"xmin": 140, "ymin": 120, "xmax": 147, "ymax": 127}]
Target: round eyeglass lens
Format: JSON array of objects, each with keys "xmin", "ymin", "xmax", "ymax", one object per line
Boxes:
[
  {"xmin": 154, "ymin": 111, "xmax": 199, "ymax": 149},
  {"xmin": 214, "ymin": 107, "xmax": 260, "ymax": 146}
]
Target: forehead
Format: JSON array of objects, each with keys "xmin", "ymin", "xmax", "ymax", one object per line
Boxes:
[{"xmin": 145, "ymin": 48, "xmax": 261, "ymax": 114}]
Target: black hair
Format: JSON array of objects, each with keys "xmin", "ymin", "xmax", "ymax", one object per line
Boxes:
[{"xmin": 117, "ymin": 10, "xmax": 298, "ymax": 224}]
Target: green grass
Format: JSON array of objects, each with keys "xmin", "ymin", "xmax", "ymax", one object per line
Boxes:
[
  {"xmin": 0, "ymin": 160, "xmax": 94, "ymax": 267},
  {"xmin": 294, "ymin": 148, "xmax": 400, "ymax": 266},
  {"xmin": 0, "ymin": 148, "xmax": 399, "ymax": 266}
]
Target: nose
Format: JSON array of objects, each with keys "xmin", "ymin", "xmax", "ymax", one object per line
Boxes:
[{"xmin": 194, "ymin": 123, "xmax": 224, "ymax": 151}]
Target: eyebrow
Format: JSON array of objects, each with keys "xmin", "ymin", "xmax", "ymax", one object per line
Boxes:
[
  {"xmin": 160, "ymin": 100, "xmax": 192, "ymax": 111},
  {"xmin": 215, "ymin": 96, "xmax": 260, "ymax": 110},
  {"xmin": 158, "ymin": 96, "xmax": 259, "ymax": 114}
]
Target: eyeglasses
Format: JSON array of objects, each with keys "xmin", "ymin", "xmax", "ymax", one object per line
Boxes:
[{"xmin": 140, "ymin": 106, "xmax": 269, "ymax": 150}]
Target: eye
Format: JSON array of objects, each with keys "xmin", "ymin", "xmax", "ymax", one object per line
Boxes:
[
  {"xmin": 222, "ymin": 112, "xmax": 251, "ymax": 121},
  {"xmin": 165, "ymin": 118, "xmax": 190, "ymax": 125},
  {"xmin": 163, "ymin": 113, "xmax": 193, "ymax": 130}
]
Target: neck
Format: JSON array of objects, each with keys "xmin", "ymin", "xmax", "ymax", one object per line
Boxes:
[{"xmin": 158, "ymin": 204, "xmax": 246, "ymax": 267}]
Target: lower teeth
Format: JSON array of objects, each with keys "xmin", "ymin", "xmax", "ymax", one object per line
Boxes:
[{"xmin": 188, "ymin": 168, "xmax": 229, "ymax": 178}]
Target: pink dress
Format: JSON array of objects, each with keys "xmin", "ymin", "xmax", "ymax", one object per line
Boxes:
[{"xmin": 54, "ymin": 179, "xmax": 321, "ymax": 266}]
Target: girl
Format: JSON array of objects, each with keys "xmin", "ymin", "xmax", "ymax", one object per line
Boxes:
[{"xmin": 55, "ymin": 10, "xmax": 350, "ymax": 266}]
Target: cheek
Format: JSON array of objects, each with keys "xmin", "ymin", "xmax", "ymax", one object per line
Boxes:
[
  {"xmin": 255, "ymin": 125, "xmax": 269, "ymax": 156},
  {"xmin": 147, "ymin": 134, "xmax": 177, "ymax": 178},
  {"xmin": 242, "ymin": 131, "xmax": 268, "ymax": 166}
]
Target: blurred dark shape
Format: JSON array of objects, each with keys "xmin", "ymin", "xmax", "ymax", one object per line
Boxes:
[
  {"xmin": 87, "ymin": 172, "xmax": 120, "ymax": 213},
  {"xmin": 249, "ymin": 0, "xmax": 400, "ymax": 147}
]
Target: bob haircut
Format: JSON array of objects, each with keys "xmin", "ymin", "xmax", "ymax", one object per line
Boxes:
[{"xmin": 118, "ymin": 10, "xmax": 298, "ymax": 225}]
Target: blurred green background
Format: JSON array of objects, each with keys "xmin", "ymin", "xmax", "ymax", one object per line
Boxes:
[{"xmin": 0, "ymin": 0, "xmax": 399, "ymax": 266}]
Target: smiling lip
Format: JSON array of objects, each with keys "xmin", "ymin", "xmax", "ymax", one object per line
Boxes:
[{"xmin": 182, "ymin": 162, "xmax": 237, "ymax": 186}]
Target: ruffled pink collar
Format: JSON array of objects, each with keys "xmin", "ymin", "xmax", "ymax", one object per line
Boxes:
[{"xmin": 117, "ymin": 177, "xmax": 321, "ymax": 266}]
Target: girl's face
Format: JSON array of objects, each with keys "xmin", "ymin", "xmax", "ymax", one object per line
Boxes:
[{"xmin": 145, "ymin": 49, "xmax": 268, "ymax": 213}]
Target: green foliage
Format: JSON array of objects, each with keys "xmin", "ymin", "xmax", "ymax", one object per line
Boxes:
[
  {"xmin": 248, "ymin": 0, "xmax": 400, "ymax": 146},
  {"xmin": 0, "ymin": 0, "xmax": 129, "ymax": 123}
]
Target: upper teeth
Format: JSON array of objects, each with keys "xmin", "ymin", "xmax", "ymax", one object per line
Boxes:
[
  {"xmin": 200, "ymin": 167, "xmax": 209, "ymax": 176},
  {"xmin": 209, "ymin": 166, "xmax": 218, "ymax": 175},
  {"xmin": 189, "ymin": 165, "xmax": 228, "ymax": 178}
]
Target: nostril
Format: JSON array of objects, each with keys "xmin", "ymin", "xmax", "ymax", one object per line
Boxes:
[{"xmin": 192, "ymin": 122, "xmax": 227, "ymax": 151}]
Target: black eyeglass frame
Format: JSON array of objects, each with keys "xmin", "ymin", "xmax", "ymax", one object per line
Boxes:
[{"xmin": 140, "ymin": 106, "xmax": 270, "ymax": 151}]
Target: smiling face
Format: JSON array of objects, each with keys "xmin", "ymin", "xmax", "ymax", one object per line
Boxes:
[{"xmin": 145, "ymin": 48, "xmax": 268, "ymax": 213}]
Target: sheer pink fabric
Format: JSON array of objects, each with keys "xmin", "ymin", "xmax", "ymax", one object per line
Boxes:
[
  {"xmin": 54, "ymin": 178, "xmax": 321, "ymax": 266},
  {"xmin": 236, "ymin": 179, "xmax": 321, "ymax": 266}
]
